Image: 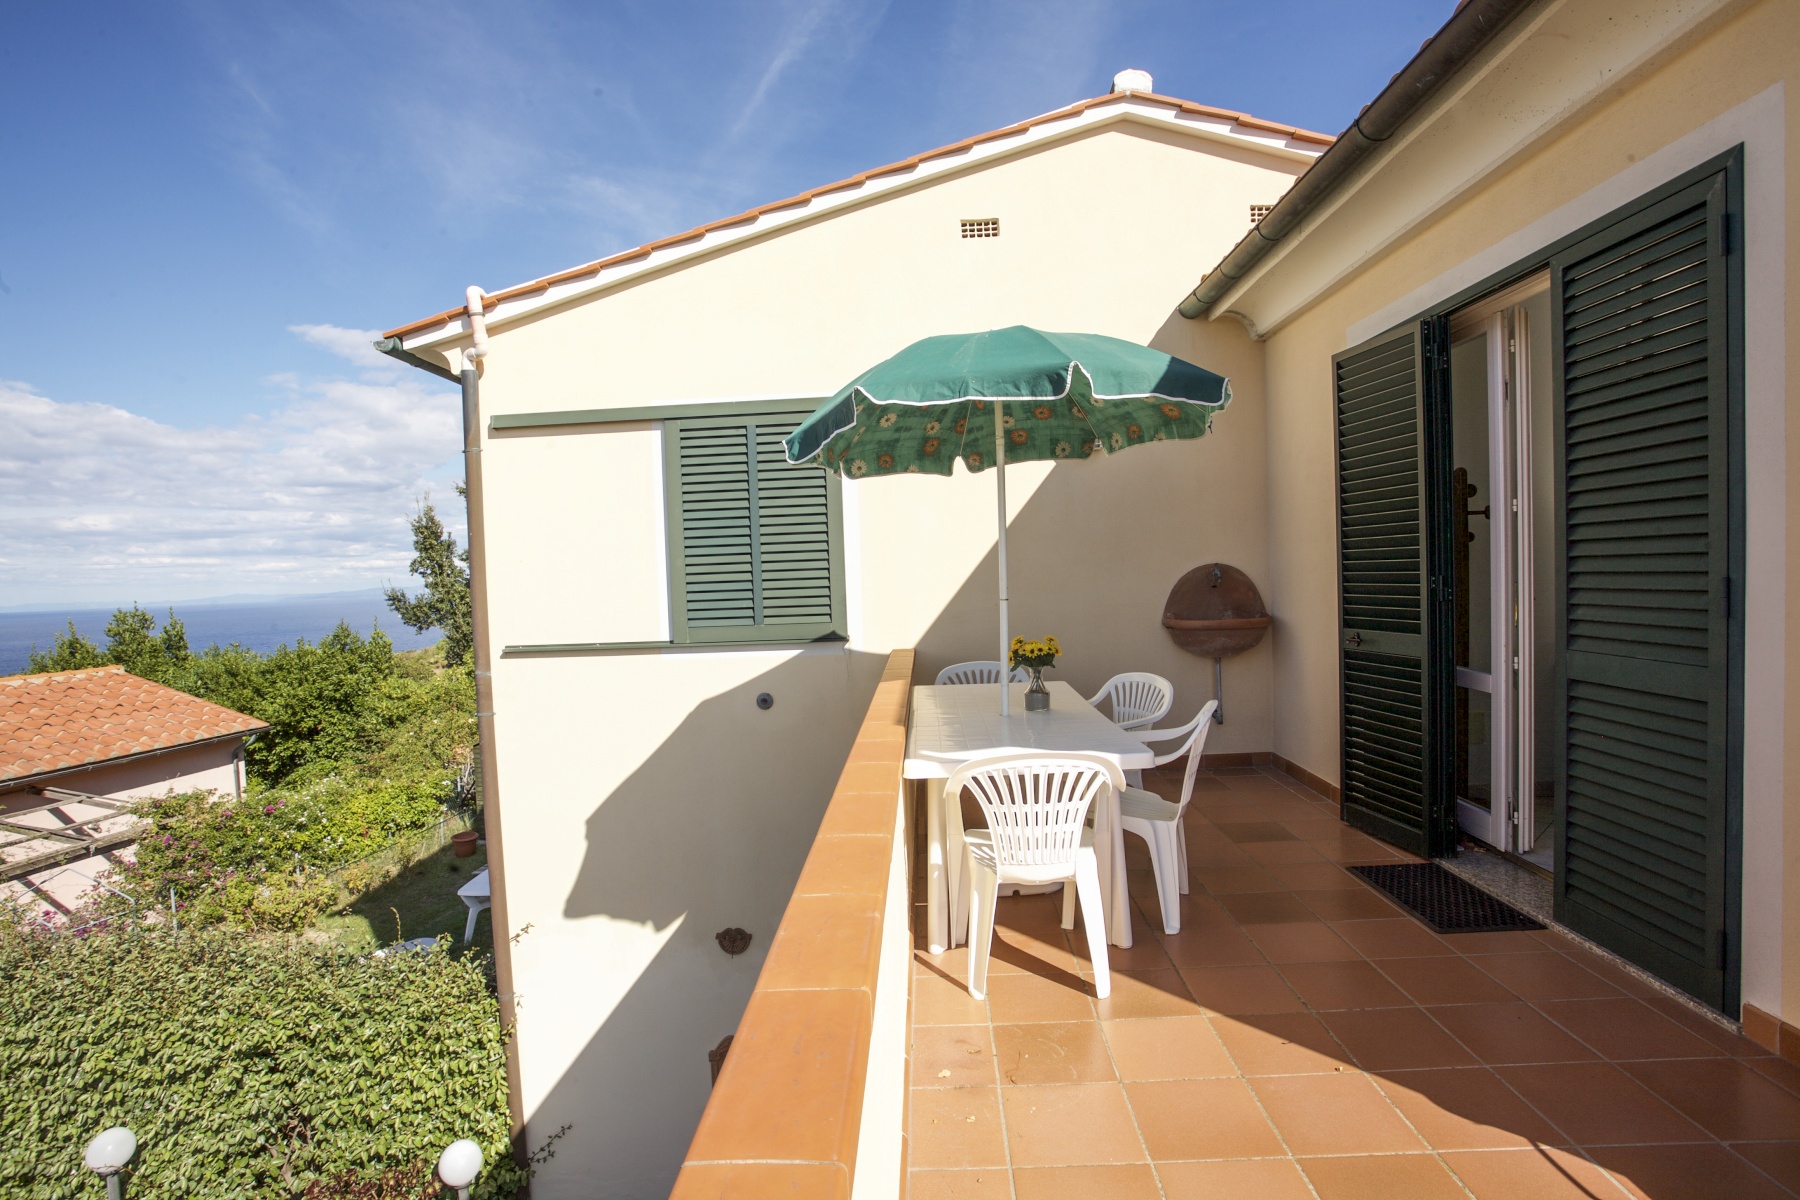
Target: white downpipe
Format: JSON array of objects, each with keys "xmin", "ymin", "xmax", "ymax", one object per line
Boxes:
[
  {"xmin": 995, "ymin": 402, "xmax": 1009, "ymax": 717},
  {"xmin": 464, "ymin": 285, "xmax": 490, "ymax": 361}
]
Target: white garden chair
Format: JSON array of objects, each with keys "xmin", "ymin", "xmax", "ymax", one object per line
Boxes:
[
  {"xmin": 949, "ymin": 752, "xmax": 1122, "ymax": 1000},
  {"xmin": 1086, "ymin": 672, "xmax": 1174, "ymax": 730},
  {"xmin": 936, "ymin": 661, "xmax": 1030, "ymax": 686},
  {"xmin": 1120, "ymin": 701, "xmax": 1217, "ymax": 934}
]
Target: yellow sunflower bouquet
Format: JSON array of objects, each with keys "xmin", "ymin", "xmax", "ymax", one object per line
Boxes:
[{"xmin": 1009, "ymin": 635, "xmax": 1061, "ymax": 671}]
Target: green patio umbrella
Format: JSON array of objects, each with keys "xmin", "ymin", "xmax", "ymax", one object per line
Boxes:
[{"xmin": 785, "ymin": 326, "xmax": 1231, "ymax": 715}]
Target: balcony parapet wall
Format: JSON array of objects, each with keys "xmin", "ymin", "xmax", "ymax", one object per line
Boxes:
[{"xmin": 672, "ymin": 649, "xmax": 915, "ymax": 1200}]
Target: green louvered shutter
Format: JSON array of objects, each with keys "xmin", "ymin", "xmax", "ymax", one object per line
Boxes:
[
  {"xmin": 1551, "ymin": 173, "xmax": 1737, "ymax": 1011},
  {"xmin": 1334, "ymin": 322, "xmax": 1456, "ymax": 858},
  {"xmin": 666, "ymin": 411, "xmax": 844, "ymax": 643}
]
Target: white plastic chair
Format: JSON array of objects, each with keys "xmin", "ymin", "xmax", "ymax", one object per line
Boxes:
[
  {"xmin": 949, "ymin": 752, "xmax": 1123, "ymax": 1000},
  {"xmin": 1120, "ymin": 701, "xmax": 1217, "ymax": 934},
  {"xmin": 935, "ymin": 661, "xmax": 1031, "ymax": 686},
  {"xmin": 1086, "ymin": 672, "xmax": 1174, "ymax": 730}
]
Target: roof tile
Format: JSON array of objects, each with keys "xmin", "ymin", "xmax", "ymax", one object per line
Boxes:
[{"xmin": 0, "ymin": 666, "xmax": 267, "ymax": 785}]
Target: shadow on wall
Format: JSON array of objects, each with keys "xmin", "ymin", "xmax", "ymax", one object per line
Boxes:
[
  {"xmin": 535, "ymin": 648, "xmax": 884, "ymax": 1200},
  {"xmin": 908, "ymin": 439, "xmax": 1274, "ymax": 753}
]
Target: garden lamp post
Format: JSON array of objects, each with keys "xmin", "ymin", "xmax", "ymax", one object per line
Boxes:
[
  {"xmin": 436, "ymin": 1139, "xmax": 484, "ymax": 1200},
  {"xmin": 84, "ymin": 1127, "xmax": 136, "ymax": 1200}
]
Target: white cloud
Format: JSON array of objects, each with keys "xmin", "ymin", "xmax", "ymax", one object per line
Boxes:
[
  {"xmin": 0, "ymin": 329, "xmax": 463, "ymax": 607},
  {"xmin": 289, "ymin": 323, "xmax": 397, "ymax": 373}
]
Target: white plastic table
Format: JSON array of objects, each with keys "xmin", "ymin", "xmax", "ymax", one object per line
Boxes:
[
  {"xmin": 457, "ymin": 866, "xmax": 491, "ymax": 944},
  {"xmin": 905, "ymin": 681, "xmax": 1157, "ymax": 954}
]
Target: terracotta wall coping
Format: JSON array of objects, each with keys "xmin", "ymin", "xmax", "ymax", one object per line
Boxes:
[{"xmin": 671, "ymin": 649, "xmax": 915, "ymax": 1200}]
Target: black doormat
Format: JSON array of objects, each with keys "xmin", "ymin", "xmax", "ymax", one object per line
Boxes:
[{"xmin": 1349, "ymin": 862, "xmax": 1545, "ymax": 934}]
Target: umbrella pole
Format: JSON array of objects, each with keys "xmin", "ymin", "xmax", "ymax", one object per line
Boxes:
[{"xmin": 995, "ymin": 401, "xmax": 1010, "ymax": 716}]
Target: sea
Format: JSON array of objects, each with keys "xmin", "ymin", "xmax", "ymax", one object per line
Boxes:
[{"xmin": 0, "ymin": 589, "xmax": 442, "ymax": 676}]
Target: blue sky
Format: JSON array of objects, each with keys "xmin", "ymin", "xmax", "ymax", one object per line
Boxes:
[{"xmin": 0, "ymin": 0, "xmax": 1449, "ymax": 607}]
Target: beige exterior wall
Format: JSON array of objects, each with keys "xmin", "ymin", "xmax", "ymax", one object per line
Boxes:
[
  {"xmin": 462, "ymin": 119, "xmax": 1306, "ymax": 1197},
  {"xmin": 1232, "ymin": 0, "xmax": 1796, "ymax": 1024},
  {"xmin": 1, "ymin": 740, "xmax": 245, "ymax": 913}
]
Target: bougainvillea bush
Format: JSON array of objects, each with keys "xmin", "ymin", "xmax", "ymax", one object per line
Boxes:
[{"xmin": 0, "ymin": 922, "xmax": 527, "ymax": 1199}]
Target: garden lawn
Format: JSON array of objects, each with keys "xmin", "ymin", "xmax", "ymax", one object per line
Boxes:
[{"xmin": 313, "ymin": 839, "xmax": 492, "ymax": 954}]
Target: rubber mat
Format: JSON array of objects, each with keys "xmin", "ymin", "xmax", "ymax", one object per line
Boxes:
[{"xmin": 1348, "ymin": 862, "xmax": 1545, "ymax": 934}]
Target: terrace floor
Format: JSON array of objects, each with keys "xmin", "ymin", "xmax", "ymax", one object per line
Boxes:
[{"xmin": 906, "ymin": 765, "xmax": 1800, "ymax": 1199}]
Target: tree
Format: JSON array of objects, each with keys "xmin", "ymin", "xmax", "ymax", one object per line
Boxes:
[
  {"xmin": 26, "ymin": 622, "xmax": 108, "ymax": 674},
  {"xmin": 25, "ymin": 605, "xmax": 192, "ymax": 688},
  {"xmin": 384, "ymin": 496, "xmax": 473, "ymax": 667}
]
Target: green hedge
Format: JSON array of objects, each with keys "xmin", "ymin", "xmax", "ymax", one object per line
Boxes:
[{"xmin": 0, "ymin": 924, "xmax": 527, "ymax": 1199}]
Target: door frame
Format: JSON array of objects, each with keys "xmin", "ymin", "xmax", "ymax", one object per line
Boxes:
[{"xmin": 1366, "ymin": 145, "xmax": 1745, "ymax": 1011}]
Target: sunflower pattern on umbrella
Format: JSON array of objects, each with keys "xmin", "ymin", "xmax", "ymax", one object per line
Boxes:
[
  {"xmin": 810, "ymin": 370, "xmax": 1226, "ymax": 480},
  {"xmin": 785, "ymin": 327, "xmax": 1232, "ymax": 479}
]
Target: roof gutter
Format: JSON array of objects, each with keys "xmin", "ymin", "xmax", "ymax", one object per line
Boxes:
[
  {"xmin": 1177, "ymin": 0, "xmax": 1539, "ymax": 320},
  {"xmin": 373, "ymin": 335, "xmax": 461, "ymax": 383}
]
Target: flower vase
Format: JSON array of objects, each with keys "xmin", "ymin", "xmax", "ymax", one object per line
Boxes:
[{"xmin": 1024, "ymin": 666, "xmax": 1051, "ymax": 711}]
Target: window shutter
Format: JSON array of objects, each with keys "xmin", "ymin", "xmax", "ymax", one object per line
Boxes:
[
  {"xmin": 666, "ymin": 411, "xmax": 843, "ymax": 643},
  {"xmin": 1551, "ymin": 173, "xmax": 1736, "ymax": 1011},
  {"xmin": 1334, "ymin": 322, "xmax": 1456, "ymax": 858}
]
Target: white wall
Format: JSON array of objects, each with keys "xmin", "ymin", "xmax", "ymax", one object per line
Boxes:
[{"xmin": 465, "ymin": 116, "xmax": 1307, "ymax": 1197}]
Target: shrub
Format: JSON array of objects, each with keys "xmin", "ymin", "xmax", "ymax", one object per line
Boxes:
[{"xmin": 0, "ymin": 923, "xmax": 527, "ymax": 1199}]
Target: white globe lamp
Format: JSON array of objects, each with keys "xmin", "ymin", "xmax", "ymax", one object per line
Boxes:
[
  {"xmin": 437, "ymin": 1138, "xmax": 485, "ymax": 1199},
  {"xmin": 84, "ymin": 1127, "xmax": 137, "ymax": 1199}
]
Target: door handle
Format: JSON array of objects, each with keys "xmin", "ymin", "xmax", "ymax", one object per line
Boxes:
[{"xmin": 1345, "ymin": 632, "xmax": 1363, "ymax": 648}]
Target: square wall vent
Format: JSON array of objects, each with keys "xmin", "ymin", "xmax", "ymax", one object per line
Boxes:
[
  {"xmin": 960, "ymin": 218, "xmax": 1000, "ymax": 239},
  {"xmin": 1249, "ymin": 204, "xmax": 1273, "ymax": 227}
]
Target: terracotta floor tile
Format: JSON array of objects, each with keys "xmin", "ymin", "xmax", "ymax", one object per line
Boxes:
[
  {"xmin": 1588, "ymin": 1143, "xmax": 1795, "ymax": 1200},
  {"xmin": 1437, "ymin": 931, "xmax": 1559, "ymax": 956},
  {"xmin": 1620, "ymin": 1057, "xmax": 1800, "ymax": 1141},
  {"xmin": 1747, "ymin": 1053, "xmax": 1800, "ymax": 1098},
  {"xmin": 1211, "ymin": 1012, "xmax": 1352, "ymax": 1075},
  {"xmin": 1536, "ymin": 998, "xmax": 1725, "ymax": 1062},
  {"xmin": 1102, "ymin": 1016, "xmax": 1237, "ymax": 1081},
  {"xmin": 1093, "ymin": 969, "xmax": 1204, "ymax": 1020},
  {"xmin": 1268, "ymin": 861, "xmax": 1368, "ymax": 891},
  {"xmin": 1473, "ymin": 952, "xmax": 1623, "ymax": 1002},
  {"xmin": 1217, "ymin": 820, "xmax": 1300, "ymax": 843},
  {"xmin": 1556, "ymin": 947, "xmax": 1665, "ymax": 999},
  {"xmin": 983, "ymin": 969, "xmax": 1097, "ymax": 1024},
  {"xmin": 1643, "ymin": 996, "xmax": 1769, "ymax": 1058},
  {"xmin": 1730, "ymin": 1142, "xmax": 1800, "ymax": 1193},
  {"xmin": 1376, "ymin": 956, "xmax": 1520, "ymax": 1006},
  {"xmin": 1496, "ymin": 1063, "xmax": 1710, "ymax": 1146},
  {"xmin": 1438, "ymin": 1147, "xmax": 1634, "ymax": 1199},
  {"xmin": 1313, "ymin": 839, "xmax": 1410, "ymax": 863},
  {"xmin": 1296, "ymin": 887, "xmax": 1406, "ymax": 921},
  {"xmin": 1321, "ymin": 1007, "xmax": 1479, "ymax": 1071},
  {"xmin": 986, "ymin": 927, "xmax": 1084, "ymax": 977},
  {"xmin": 1155, "ymin": 922, "xmax": 1266, "ymax": 968},
  {"xmin": 1376, "ymin": 1066, "xmax": 1570, "ymax": 1151},
  {"xmin": 915, "ymin": 968, "xmax": 994, "ymax": 1025},
  {"xmin": 1251, "ymin": 1071, "xmax": 1429, "ymax": 1156},
  {"xmin": 1155, "ymin": 1158, "xmax": 1316, "ymax": 1200},
  {"xmin": 1177, "ymin": 964, "xmax": 1306, "ymax": 1015},
  {"xmin": 1299, "ymin": 1153, "xmax": 1471, "ymax": 1199},
  {"xmin": 1218, "ymin": 891, "xmax": 1318, "ymax": 925},
  {"xmin": 1000, "ymin": 1081, "xmax": 1147, "ymax": 1167},
  {"xmin": 1195, "ymin": 863, "xmax": 1287, "ymax": 894},
  {"xmin": 1427, "ymin": 1003, "xmax": 1600, "ymax": 1065},
  {"xmin": 1332, "ymin": 918, "xmax": 1455, "ymax": 959},
  {"xmin": 914, "ymin": 1024, "xmax": 998, "ymax": 1088},
  {"xmin": 1244, "ymin": 922, "xmax": 1363, "ymax": 963},
  {"xmin": 992, "ymin": 1020, "xmax": 1117, "ymax": 1086},
  {"xmin": 1278, "ymin": 960, "xmax": 1412, "ymax": 1011},
  {"xmin": 908, "ymin": 1168, "xmax": 1011, "ymax": 1198},
  {"xmin": 1070, "ymin": 928, "xmax": 1177, "ymax": 973},
  {"xmin": 1125, "ymin": 1077, "xmax": 1287, "ymax": 1159},
  {"xmin": 1011, "ymin": 1163, "xmax": 1162, "ymax": 1200},
  {"xmin": 1242, "ymin": 839, "xmax": 1329, "ymax": 864},
  {"xmin": 911, "ymin": 1086, "xmax": 1010, "ymax": 1169}
]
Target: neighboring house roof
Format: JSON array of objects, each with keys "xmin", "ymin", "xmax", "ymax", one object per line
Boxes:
[
  {"xmin": 382, "ymin": 89, "xmax": 1334, "ymax": 350},
  {"xmin": 0, "ymin": 666, "xmax": 267, "ymax": 786}
]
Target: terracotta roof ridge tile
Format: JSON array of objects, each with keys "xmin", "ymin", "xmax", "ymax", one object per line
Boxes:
[{"xmin": 382, "ymin": 90, "xmax": 1333, "ymax": 342}]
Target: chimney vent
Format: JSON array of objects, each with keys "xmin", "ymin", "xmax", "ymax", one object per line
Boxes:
[{"xmin": 1111, "ymin": 68, "xmax": 1153, "ymax": 94}]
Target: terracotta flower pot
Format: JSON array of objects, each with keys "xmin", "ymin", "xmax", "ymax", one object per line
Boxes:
[{"xmin": 451, "ymin": 830, "xmax": 479, "ymax": 858}]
